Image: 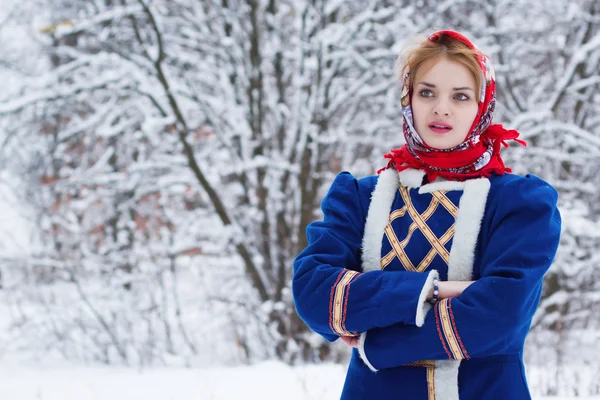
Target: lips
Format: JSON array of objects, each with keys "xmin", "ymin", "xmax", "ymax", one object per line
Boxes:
[{"xmin": 428, "ymin": 121, "xmax": 453, "ymax": 134}]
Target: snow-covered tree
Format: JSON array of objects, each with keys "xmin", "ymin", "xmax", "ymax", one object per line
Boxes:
[
  {"xmin": 0, "ymin": 0, "xmax": 418, "ymax": 364},
  {"xmin": 0, "ymin": 0, "xmax": 597, "ymax": 370}
]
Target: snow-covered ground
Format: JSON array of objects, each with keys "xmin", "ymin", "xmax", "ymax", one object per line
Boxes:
[{"xmin": 0, "ymin": 361, "xmax": 597, "ymax": 400}]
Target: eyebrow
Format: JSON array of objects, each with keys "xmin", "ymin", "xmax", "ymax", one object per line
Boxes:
[{"xmin": 418, "ymin": 81, "xmax": 474, "ymax": 91}]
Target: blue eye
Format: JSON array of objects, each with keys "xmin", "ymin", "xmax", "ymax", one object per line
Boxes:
[
  {"xmin": 419, "ymin": 89, "xmax": 434, "ymax": 97},
  {"xmin": 455, "ymin": 93, "xmax": 470, "ymax": 101}
]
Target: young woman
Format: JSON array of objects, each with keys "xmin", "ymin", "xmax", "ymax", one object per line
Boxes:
[{"xmin": 292, "ymin": 30, "xmax": 561, "ymax": 400}]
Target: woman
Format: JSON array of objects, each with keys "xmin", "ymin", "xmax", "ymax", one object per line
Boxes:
[{"xmin": 292, "ymin": 30, "xmax": 561, "ymax": 400}]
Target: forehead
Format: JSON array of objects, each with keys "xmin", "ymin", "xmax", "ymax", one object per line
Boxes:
[{"xmin": 414, "ymin": 57, "xmax": 476, "ymax": 86}]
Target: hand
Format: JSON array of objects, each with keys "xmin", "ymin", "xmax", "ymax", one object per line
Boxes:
[
  {"xmin": 340, "ymin": 335, "xmax": 359, "ymax": 348},
  {"xmin": 427, "ymin": 280, "xmax": 474, "ymax": 301},
  {"xmin": 440, "ymin": 280, "xmax": 474, "ymax": 298}
]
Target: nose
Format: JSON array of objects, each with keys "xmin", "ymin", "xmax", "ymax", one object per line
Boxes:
[{"xmin": 433, "ymin": 100, "xmax": 450, "ymax": 116}]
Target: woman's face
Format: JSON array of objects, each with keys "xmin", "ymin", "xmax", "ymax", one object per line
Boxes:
[{"xmin": 411, "ymin": 57, "xmax": 479, "ymax": 150}]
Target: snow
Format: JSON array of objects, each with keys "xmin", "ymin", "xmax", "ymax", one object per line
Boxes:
[
  {"xmin": 0, "ymin": 172, "xmax": 33, "ymax": 257},
  {"xmin": 0, "ymin": 1, "xmax": 598, "ymax": 399},
  {"xmin": 0, "ymin": 361, "xmax": 596, "ymax": 400}
]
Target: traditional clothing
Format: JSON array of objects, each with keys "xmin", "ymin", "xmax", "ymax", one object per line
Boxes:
[{"xmin": 293, "ymin": 169, "xmax": 561, "ymax": 399}]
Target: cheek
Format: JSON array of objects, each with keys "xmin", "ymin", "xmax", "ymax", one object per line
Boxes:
[
  {"xmin": 411, "ymin": 99, "xmax": 427, "ymax": 122},
  {"xmin": 461, "ymin": 105, "xmax": 478, "ymax": 127}
]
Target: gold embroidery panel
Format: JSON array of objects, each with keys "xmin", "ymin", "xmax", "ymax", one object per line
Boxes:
[
  {"xmin": 381, "ymin": 187, "xmax": 457, "ymax": 273},
  {"xmin": 399, "ymin": 186, "xmax": 450, "ymax": 264}
]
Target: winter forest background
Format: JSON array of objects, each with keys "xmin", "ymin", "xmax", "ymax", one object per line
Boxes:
[{"xmin": 0, "ymin": 0, "xmax": 598, "ymax": 398}]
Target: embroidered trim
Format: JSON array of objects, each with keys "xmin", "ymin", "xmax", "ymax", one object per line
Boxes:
[
  {"xmin": 329, "ymin": 269, "xmax": 360, "ymax": 336},
  {"xmin": 381, "ymin": 195, "xmax": 437, "ymax": 269},
  {"xmin": 384, "ymin": 224, "xmax": 416, "ymax": 270},
  {"xmin": 426, "ymin": 365, "xmax": 436, "ymax": 400},
  {"xmin": 380, "ymin": 249, "xmax": 396, "ymax": 268},
  {"xmin": 435, "ymin": 301, "xmax": 453, "ymax": 360},
  {"xmin": 420, "ymin": 225, "xmax": 454, "ymax": 269},
  {"xmin": 328, "ymin": 271, "xmax": 345, "ymax": 334},
  {"xmin": 399, "ymin": 186, "xmax": 451, "ymax": 264},
  {"xmin": 436, "ymin": 298, "xmax": 469, "ymax": 360},
  {"xmin": 408, "ymin": 360, "xmax": 436, "ymax": 367},
  {"xmin": 449, "ymin": 301, "xmax": 469, "ymax": 358},
  {"xmin": 389, "ymin": 206, "xmax": 408, "ymax": 220},
  {"xmin": 382, "ymin": 188, "xmax": 457, "ymax": 271},
  {"xmin": 431, "ymin": 191, "xmax": 458, "ymax": 215},
  {"xmin": 406, "ymin": 361, "xmax": 436, "ymax": 400}
]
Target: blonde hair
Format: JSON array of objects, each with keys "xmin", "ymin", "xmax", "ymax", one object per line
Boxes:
[{"xmin": 396, "ymin": 32, "xmax": 486, "ymax": 103}]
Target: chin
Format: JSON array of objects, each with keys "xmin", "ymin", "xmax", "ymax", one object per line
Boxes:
[
  {"xmin": 423, "ymin": 139, "xmax": 457, "ymax": 150},
  {"xmin": 419, "ymin": 129, "xmax": 464, "ymax": 150},
  {"xmin": 423, "ymin": 133, "xmax": 465, "ymax": 150}
]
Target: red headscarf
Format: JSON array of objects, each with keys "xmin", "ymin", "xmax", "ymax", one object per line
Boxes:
[{"xmin": 379, "ymin": 30, "xmax": 526, "ymax": 182}]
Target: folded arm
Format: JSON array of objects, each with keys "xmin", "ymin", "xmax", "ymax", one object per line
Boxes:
[
  {"xmin": 292, "ymin": 172, "xmax": 439, "ymax": 341},
  {"xmin": 358, "ymin": 175, "xmax": 561, "ymax": 371}
]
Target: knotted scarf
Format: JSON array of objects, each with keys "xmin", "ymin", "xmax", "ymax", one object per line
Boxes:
[{"xmin": 379, "ymin": 30, "xmax": 526, "ymax": 182}]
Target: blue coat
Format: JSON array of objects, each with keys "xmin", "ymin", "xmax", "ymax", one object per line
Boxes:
[{"xmin": 292, "ymin": 168, "xmax": 561, "ymax": 400}]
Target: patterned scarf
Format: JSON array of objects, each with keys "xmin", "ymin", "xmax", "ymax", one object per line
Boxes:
[{"xmin": 379, "ymin": 30, "xmax": 526, "ymax": 182}]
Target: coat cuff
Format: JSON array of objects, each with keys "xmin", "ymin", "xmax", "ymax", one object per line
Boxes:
[
  {"xmin": 415, "ymin": 270, "xmax": 439, "ymax": 327},
  {"xmin": 358, "ymin": 331, "xmax": 378, "ymax": 372}
]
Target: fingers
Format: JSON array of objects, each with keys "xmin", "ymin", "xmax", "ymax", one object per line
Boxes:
[{"xmin": 340, "ymin": 335, "xmax": 359, "ymax": 348}]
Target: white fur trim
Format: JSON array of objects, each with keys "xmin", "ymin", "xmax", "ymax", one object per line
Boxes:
[
  {"xmin": 419, "ymin": 180, "xmax": 466, "ymax": 194},
  {"xmin": 398, "ymin": 169, "xmax": 426, "ymax": 188},
  {"xmin": 447, "ymin": 178, "xmax": 491, "ymax": 280},
  {"xmin": 432, "ymin": 178, "xmax": 490, "ymax": 398},
  {"xmin": 415, "ymin": 270, "xmax": 439, "ymax": 327},
  {"xmin": 361, "ymin": 168, "xmax": 399, "ymax": 272},
  {"xmin": 358, "ymin": 332, "xmax": 378, "ymax": 372},
  {"xmin": 434, "ymin": 360, "xmax": 461, "ymax": 400}
]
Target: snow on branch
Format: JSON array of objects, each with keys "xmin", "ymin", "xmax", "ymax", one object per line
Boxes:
[{"xmin": 39, "ymin": 4, "xmax": 144, "ymax": 40}]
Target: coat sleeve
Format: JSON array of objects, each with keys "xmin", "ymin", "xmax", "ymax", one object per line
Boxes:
[
  {"xmin": 359, "ymin": 175, "xmax": 561, "ymax": 371},
  {"xmin": 292, "ymin": 172, "xmax": 439, "ymax": 342}
]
